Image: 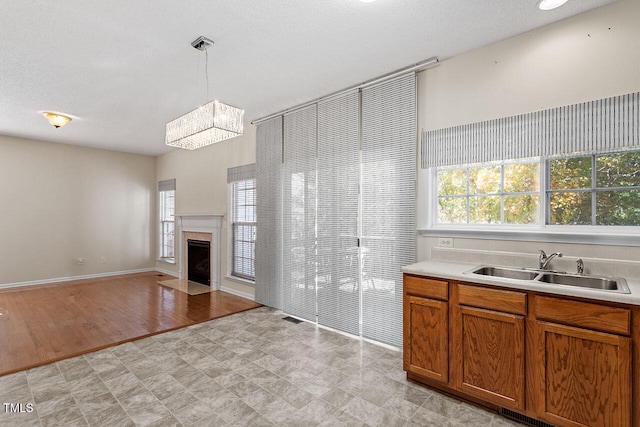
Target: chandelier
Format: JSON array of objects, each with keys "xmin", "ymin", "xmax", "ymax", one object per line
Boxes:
[{"xmin": 165, "ymin": 37, "xmax": 244, "ymax": 150}]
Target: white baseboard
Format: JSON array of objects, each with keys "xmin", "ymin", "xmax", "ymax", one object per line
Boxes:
[
  {"xmin": 0, "ymin": 269, "xmax": 254, "ymax": 302},
  {"xmin": 0, "ymin": 268, "xmax": 163, "ymax": 290},
  {"xmin": 220, "ymin": 285, "xmax": 255, "ymax": 301}
]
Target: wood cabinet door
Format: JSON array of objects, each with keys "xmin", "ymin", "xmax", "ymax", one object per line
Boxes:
[
  {"xmin": 454, "ymin": 305, "xmax": 525, "ymax": 410},
  {"xmin": 404, "ymin": 295, "xmax": 448, "ymax": 383},
  {"xmin": 535, "ymin": 321, "xmax": 631, "ymax": 427}
]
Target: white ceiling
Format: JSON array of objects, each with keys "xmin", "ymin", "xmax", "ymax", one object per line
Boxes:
[{"xmin": 0, "ymin": 0, "xmax": 618, "ymax": 156}]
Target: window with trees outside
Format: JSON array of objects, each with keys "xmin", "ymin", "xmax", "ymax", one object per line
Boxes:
[
  {"xmin": 436, "ymin": 150, "xmax": 640, "ymax": 227},
  {"xmin": 438, "ymin": 159, "xmax": 540, "ymax": 225},
  {"xmin": 548, "ymin": 151, "xmax": 640, "ymax": 226}
]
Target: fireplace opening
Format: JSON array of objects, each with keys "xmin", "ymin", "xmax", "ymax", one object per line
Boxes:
[{"xmin": 187, "ymin": 239, "xmax": 210, "ymax": 286}]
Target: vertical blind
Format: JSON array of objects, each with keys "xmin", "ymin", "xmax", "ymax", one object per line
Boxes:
[
  {"xmin": 282, "ymin": 105, "xmax": 318, "ymax": 322},
  {"xmin": 255, "ymin": 74, "xmax": 416, "ymax": 348},
  {"xmin": 255, "ymin": 117, "xmax": 283, "ymax": 309},
  {"xmin": 361, "ymin": 74, "xmax": 416, "ymax": 348},
  {"xmin": 316, "ymin": 91, "xmax": 361, "ymax": 336},
  {"xmin": 422, "ymin": 92, "xmax": 640, "ymax": 168}
]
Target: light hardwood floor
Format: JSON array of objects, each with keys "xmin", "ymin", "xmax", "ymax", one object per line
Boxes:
[{"xmin": 0, "ymin": 271, "xmax": 260, "ymax": 376}]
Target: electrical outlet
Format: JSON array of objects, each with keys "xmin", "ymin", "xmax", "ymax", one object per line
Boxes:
[
  {"xmin": 100, "ymin": 256, "xmax": 107, "ymax": 263},
  {"xmin": 438, "ymin": 237, "xmax": 454, "ymax": 248},
  {"xmin": 76, "ymin": 258, "xmax": 84, "ymax": 265}
]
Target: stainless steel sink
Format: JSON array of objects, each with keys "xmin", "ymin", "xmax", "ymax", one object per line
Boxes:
[
  {"xmin": 465, "ymin": 265, "xmax": 630, "ymax": 294},
  {"xmin": 538, "ymin": 273, "xmax": 630, "ymax": 293},
  {"xmin": 469, "ymin": 266, "xmax": 540, "ymax": 281}
]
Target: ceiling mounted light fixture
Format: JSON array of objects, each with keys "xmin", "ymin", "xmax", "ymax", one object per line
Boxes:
[
  {"xmin": 537, "ymin": 0, "xmax": 569, "ymax": 10},
  {"xmin": 165, "ymin": 36, "xmax": 244, "ymax": 150},
  {"xmin": 43, "ymin": 112, "xmax": 72, "ymax": 128}
]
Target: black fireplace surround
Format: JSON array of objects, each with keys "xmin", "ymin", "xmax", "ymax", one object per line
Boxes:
[{"xmin": 187, "ymin": 239, "xmax": 210, "ymax": 286}]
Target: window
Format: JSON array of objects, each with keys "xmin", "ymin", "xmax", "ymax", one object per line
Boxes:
[
  {"xmin": 437, "ymin": 159, "xmax": 540, "ymax": 225},
  {"xmin": 548, "ymin": 151, "xmax": 640, "ymax": 226},
  {"xmin": 434, "ymin": 149, "xmax": 640, "ymax": 228},
  {"xmin": 231, "ymin": 178, "xmax": 256, "ymax": 280},
  {"xmin": 228, "ymin": 164, "xmax": 257, "ymax": 281},
  {"xmin": 423, "ymin": 91, "xmax": 640, "ymax": 241},
  {"xmin": 158, "ymin": 179, "xmax": 175, "ymax": 261}
]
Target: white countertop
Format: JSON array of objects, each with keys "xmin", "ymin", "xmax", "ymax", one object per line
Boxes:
[{"xmin": 403, "ymin": 260, "xmax": 640, "ymax": 306}]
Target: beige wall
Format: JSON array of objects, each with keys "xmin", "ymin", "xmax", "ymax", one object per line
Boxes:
[
  {"xmin": 419, "ymin": 0, "xmax": 640, "ymax": 131},
  {"xmin": 417, "ymin": 0, "xmax": 640, "ymax": 262},
  {"xmin": 0, "ymin": 135, "xmax": 157, "ymax": 285},
  {"xmin": 156, "ymin": 125, "xmax": 257, "ymax": 298}
]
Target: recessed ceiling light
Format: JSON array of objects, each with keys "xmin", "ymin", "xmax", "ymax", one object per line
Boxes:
[
  {"xmin": 42, "ymin": 112, "xmax": 72, "ymax": 128},
  {"xmin": 360, "ymin": 0, "xmax": 376, "ymax": 3},
  {"xmin": 537, "ymin": 0, "xmax": 569, "ymax": 10}
]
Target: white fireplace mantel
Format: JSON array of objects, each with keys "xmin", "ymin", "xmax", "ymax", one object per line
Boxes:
[{"xmin": 177, "ymin": 214, "xmax": 223, "ymax": 289}]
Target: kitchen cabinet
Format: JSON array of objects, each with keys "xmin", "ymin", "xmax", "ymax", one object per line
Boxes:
[
  {"xmin": 403, "ymin": 275, "xmax": 449, "ymax": 383},
  {"xmin": 533, "ymin": 296, "xmax": 632, "ymax": 427},
  {"xmin": 454, "ymin": 306, "xmax": 525, "ymax": 409},
  {"xmin": 403, "ymin": 273, "xmax": 636, "ymax": 427},
  {"xmin": 453, "ymin": 284, "xmax": 526, "ymax": 410}
]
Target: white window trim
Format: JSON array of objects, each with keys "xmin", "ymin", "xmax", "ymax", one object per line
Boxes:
[
  {"xmin": 418, "ymin": 156, "xmax": 640, "ymax": 247},
  {"xmin": 227, "ymin": 178, "xmax": 256, "ymax": 284},
  {"xmin": 158, "ymin": 180, "xmax": 176, "ymax": 263}
]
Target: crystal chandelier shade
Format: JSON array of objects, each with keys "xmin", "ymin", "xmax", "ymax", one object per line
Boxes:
[
  {"xmin": 165, "ymin": 36, "xmax": 244, "ymax": 150},
  {"xmin": 165, "ymin": 100, "xmax": 244, "ymax": 150}
]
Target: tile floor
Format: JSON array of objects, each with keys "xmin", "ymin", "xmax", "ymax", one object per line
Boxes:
[{"xmin": 0, "ymin": 307, "xmax": 523, "ymax": 427}]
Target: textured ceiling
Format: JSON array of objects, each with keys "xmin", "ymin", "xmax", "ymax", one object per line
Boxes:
[{"xmin": 0, "ymin": 0, "xmax": 618, "ymax": 156}]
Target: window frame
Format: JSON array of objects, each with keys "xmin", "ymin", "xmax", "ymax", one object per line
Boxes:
[
  {"xmin": 420, "ymin": 149, "xmax": 640, "ymax": 246},
  {"xmin": 436, "ymin": 158, "xmax": 541, "ymax": 226},
  {"xmin": 546, "ymin": 152, "xmax": 640, "ymax": 226},
  {"xmin": 228, "ymin": 178, "xmax": 256, "ymax": 282},
  {"xmin": 158, "ymin": 180, "xmax": 176, "ymax": 263}
]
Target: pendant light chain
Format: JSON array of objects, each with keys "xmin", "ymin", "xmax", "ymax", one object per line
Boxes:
[{"xmin": 205, "ymin": 48, "xmax": 210, "ymax": 103}]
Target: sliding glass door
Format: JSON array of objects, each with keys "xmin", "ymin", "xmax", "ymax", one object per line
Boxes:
[{"xmin": 257, "ymin": 74, "xmax": 416, "ymax": 348}]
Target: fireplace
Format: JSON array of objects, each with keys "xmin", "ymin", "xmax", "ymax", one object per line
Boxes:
[
  {"xmin": 187, "ymin": 240, "xmax": 210, "ymax": 286},
  {"xmin": 177, "ymin": 215, "xmax": 222, "ymax": 290}
]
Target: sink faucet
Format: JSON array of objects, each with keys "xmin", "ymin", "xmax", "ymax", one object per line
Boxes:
[{"xmin": 539, "ymin": 250, "xmax": 563, "ymax": 270}]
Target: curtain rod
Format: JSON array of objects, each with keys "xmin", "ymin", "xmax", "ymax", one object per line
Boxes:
[{"xmin": 251, "ymin": 56, "xmax": 439, "ymax": 125}]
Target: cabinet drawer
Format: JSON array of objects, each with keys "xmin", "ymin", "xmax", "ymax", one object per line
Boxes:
[
  {"xmin": 535, "ymin": 295, "xmax": 630, "ymax": 335},
  {"xmin": 458, "ymin": 283, "xmax": 527, "ymax": 315},
  {"xmin": 404, "ymin": 274, "xmax": 448, "ymax": 301}
]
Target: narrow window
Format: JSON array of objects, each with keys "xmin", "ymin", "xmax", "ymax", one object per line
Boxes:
[
  {"xmin": 231, "ymin": 178, "xmax": 256, "ymax": 280},
  {"xmin": 158, "ymin": 179, "xmax": 176, "ymax": 261},
  {"xmin": 228, "ymin": 164, "xmax": 257, "ymax": 281}
]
